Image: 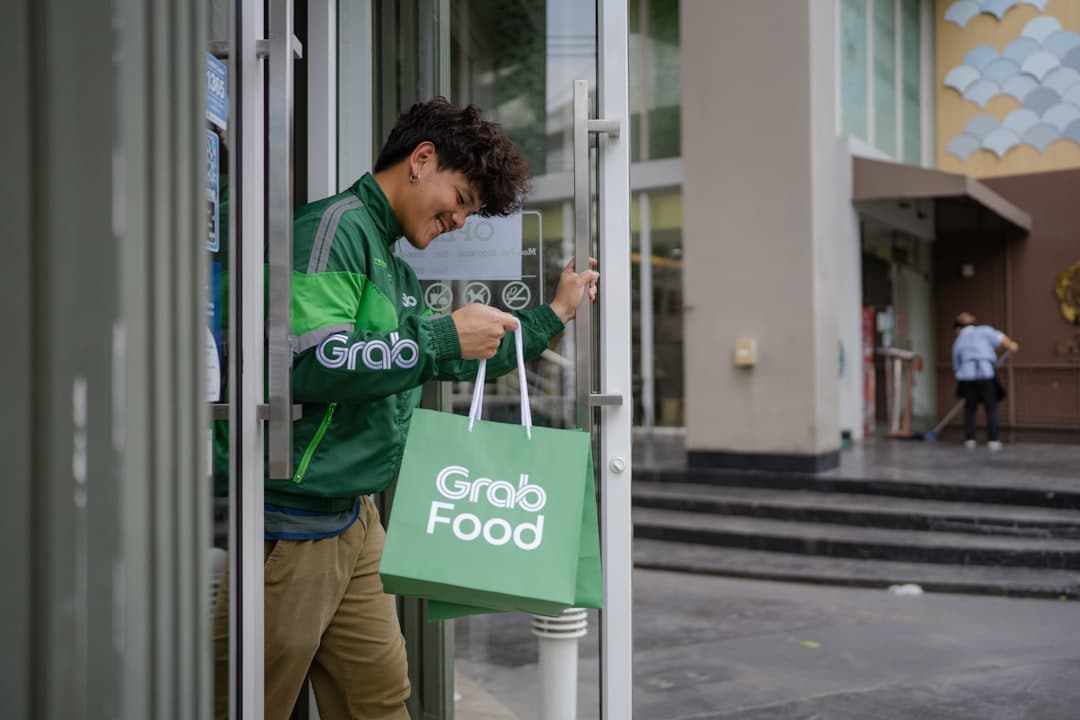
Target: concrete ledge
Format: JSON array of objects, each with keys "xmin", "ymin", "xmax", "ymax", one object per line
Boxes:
[
  {"xmin": 633, "ymin": 540, "xmax": 1080, "ymax": 599},
  {"xmin": 688, "ymin": 449, "xmax": 840, "ymax": 473}
]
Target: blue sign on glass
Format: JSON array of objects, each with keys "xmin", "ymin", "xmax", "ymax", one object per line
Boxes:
[
  {"xmin": 207, "ymin": 129, "xmax": 220, "ymax": 252},
  {"xmin": 209, "ymin": 261, "xmax": 223, "ymax": 350},
  {"xmin": 207, "ymin": 53, "xmax": 227, "ymax": 130}
]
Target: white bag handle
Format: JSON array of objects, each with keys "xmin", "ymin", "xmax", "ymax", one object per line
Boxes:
[{"xmin": 468, "ymin": 321, "xmax": 532, "ymax": 438}]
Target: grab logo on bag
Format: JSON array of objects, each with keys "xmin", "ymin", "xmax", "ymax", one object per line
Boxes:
[{"xmin": 426, "ymin": 465, "xmax": 546, "ymax": 550}]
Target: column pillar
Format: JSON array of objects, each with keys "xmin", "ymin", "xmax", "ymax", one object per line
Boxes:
[{"xmin": 681, "ymin": 0, "xmax": 840, "ymax": 471}]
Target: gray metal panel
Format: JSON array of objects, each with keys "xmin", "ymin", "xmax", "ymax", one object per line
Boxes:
[
  {"xmin": 0, "ymin": 1, "xmax": 33, "ymax": 716},
  {"xmin": 143, "ymin": 1, "xmax": 211, "ymax": 717},
  {"xmin": 28, "ymin": 2, "xmax": 119, "ymax": 717},
  {"xmin": 338, "ymin": 0, "xmax": 375, "ymax": 188},
  {"xmin": 183, "ymin": 2, "xmax": 213, "ymax": 715},
  {"xmin": 400, "ymin": 1, "xmax": 418, "ymax": 105},
  {"xmin": 377, "ymin": 1, "xmax": 400, "ymax": 143},
  {"xmin": 5, "ymin": 1, "xmax": 212, "ymax": 718},
  {"xmin": 148, "ymin": 3, "xmax": 179, "ymax": 714},
  {"xmin": 116, "ymin": 0, "xmax": 154, "ymax": 715}
]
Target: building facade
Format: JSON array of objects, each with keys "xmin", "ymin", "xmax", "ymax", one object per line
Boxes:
[{"xmin": 665, "ymin": 0, "xmax": 1080, "ymax": 471}]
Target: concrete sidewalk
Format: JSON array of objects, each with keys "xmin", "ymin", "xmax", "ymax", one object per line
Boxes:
[{"xmin": 454, "ymin": 569, "xmax": 1080, "ymax": 720}]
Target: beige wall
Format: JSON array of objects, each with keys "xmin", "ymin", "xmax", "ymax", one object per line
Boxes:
[
  {"xmin": 681, "ymin": 0, "xmax": 839, "ymax": 459},
  {"xmin": 936, "ymin": 0, "xmax": 1080, "ymax": 177}
]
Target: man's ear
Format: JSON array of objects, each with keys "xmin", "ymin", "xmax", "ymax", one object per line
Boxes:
[{"xmin": 408, "ymin": 141, "xmax": 437, "ymax": 179}]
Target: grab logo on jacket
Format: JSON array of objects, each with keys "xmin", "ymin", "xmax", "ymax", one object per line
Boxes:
[
  {"xmin": 425, "ymin": 465, "xmax": 546, "ymax": 550},
  {"xmin": 316, "ymin": 331, "xmax": 419, "ymax": 371}
]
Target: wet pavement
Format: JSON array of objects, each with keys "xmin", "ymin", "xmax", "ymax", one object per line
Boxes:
[
  {"xmin": 454, "ymin": 569, "xmax": 1080, "ymax": 719},
  {"xmin": 822, "ymin": 437, "xmax": 1080, "ymax": 493},
  {"xmin": 450, "ymin": 434, "xmax": 1080, "ymax": 719},
  {"xmin": 635, "ymin": 430, "xmax": 1080, "ymax": 493}
]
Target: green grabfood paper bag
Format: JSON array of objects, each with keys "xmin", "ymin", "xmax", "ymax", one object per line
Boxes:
[
  {"xmin": 380, "ymin": 327, "xmax": 603, "ymax": 618},
  {"xmin": 381, "ymin": 409, "xmax": 602, "ymax": 616},
  {"xmin": 426, "ymin": 446, "xmax": 602, "ymax": 621}
]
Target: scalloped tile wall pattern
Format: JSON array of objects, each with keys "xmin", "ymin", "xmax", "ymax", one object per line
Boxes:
[{"xmin": 943, "ymin": 8, "xmax": 1080, "ymax": 158}]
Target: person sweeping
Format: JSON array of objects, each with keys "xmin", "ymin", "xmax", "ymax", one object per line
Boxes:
[{"xmin": 951, "ymin": 312, "xmax": 1019, "ymax": 451}]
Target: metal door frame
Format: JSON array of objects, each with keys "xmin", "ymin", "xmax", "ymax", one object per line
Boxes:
[
  {"xmin": 596, "ymin": 0, "xmax": 633, "ymax": 714},
  {"xmin": 227, "ymin": 0, "xmax": 267, "ymax": 714},
  {"xmin": 228, "ymin": 0, "xmax": 340, "ymax": 716}
]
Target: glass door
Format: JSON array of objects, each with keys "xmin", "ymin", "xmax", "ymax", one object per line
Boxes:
[
  {"xmin": 430, "ymin": 0, "xmax": 633, "ymax": 717},
  {"xmin": 211, "ymin": 0, "xmax": 305, "ymax": 717},
  {"xmin": 213, "ymin": 0, "xmax": 630, "ymax": 714}
]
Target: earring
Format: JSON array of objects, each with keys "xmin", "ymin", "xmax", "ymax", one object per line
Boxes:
[{"xmin": 409, "ymin": 173, "xmax": 418, "ymax": 184}]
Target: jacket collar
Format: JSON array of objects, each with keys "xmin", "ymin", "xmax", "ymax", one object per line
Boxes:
[{"xmin": 350, "ymin": 173, "xmax": 403, "ymax": 245}]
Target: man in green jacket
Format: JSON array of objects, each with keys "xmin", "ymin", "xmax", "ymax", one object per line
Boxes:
[{"xmin": 213, "ymin": 98, "xmax": 598, "ymax": 719}]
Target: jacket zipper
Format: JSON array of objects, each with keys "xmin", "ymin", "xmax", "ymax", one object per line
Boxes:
[{"xmin": 292, "ymin": 403, "xmax": 337, "ymax": 484}]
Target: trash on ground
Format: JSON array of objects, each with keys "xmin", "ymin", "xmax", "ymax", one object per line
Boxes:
[
  {"xmin": 888, "ymin": 583, "xmax": 925, "ymax": 596},
  {"xmin": 799, "ymin": 640, "xmax": 821, "ymax": 649}
]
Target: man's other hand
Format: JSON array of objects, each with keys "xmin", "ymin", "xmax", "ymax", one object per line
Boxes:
[
  {"xmin": 549, "ymin": 258, "xmax": 600, "ymax": 324},
  {"xmin": 451, "ymin": 304, "xmax": 520, "ymax": 359}
]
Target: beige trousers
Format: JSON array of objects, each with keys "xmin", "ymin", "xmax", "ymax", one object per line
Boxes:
[{"xmin": 213, "ymin": 497, "xmax": 411, "ymax": 719}]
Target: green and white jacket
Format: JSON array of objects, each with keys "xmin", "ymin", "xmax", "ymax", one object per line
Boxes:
[{"xmin": 265, "ymin": 173, "xmax": 565, "ymax": 512}]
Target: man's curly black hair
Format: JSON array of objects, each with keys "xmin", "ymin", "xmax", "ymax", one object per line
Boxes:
[{"xmin": 374, "ymin": 97, "xmax": 531, "ymax": 217}]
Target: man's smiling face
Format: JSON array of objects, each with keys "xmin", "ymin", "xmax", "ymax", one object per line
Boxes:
[{"xmin": 400, "ymin": 160, "xmax": 483, "ymax": 250}]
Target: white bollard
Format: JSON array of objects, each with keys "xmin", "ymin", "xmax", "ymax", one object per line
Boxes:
[{"xmin": 531, "ymin": 608, "xmax": 589, "ymax": 720}]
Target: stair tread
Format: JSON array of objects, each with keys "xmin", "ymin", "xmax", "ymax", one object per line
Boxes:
[
  {"xmin": 638, "ymin": 467, "xmax": 1080, "ymax": 500},
  {"xmin": 632, "ymin": 507, "xmax": 1080, "ymax": 552},
  {"xmin": 632, "ymin": 482, "xmax": 1080, "ymax": 525},
  {"xmin": 633, "ymin": 539, "xmax": 1080, "ymax": 593}
]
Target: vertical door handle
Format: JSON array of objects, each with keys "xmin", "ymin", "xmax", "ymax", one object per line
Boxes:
[
  {"xmin": 572, "ymin": 79, "xmax": 622, "ymax": 430},
  {"xmin": 267, "ymin": 0, "xmax": 296, "ymax": 479}
]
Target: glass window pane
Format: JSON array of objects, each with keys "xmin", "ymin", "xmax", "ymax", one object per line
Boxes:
[
  {"xmin": 902, "ymin": 0, "xmax": 922, "ymax": 165},
  {"xmin": 448, "ymin": 1, "xmax": 602, "ymax": 718},
  {"xmin": 646, "ymin": 0, "xmax": 681, "ymax": 160},
  {"xmin": 450, "ymin": 0, "xmax": 553, "ymax": 175},
  {"xmin": 632, "ymin": 191, "xmax": 684, "ymax": 429},
  {"xmin": 874, "ymin": 0, "xmax": 897, "ymax": 157},
  {"xmin": 840, "ymin": 0, "xmax": 868, "ymax": 141}
]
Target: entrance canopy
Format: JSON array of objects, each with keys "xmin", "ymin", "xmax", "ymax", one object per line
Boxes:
[{"xmin": 852, "ymin": 156, "xmax": 1032, "ymax": 237}]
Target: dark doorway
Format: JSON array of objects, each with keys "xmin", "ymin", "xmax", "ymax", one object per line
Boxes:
[{"xmin": 863, "ymin": 252, "xmax": 892, "ymax": 432}]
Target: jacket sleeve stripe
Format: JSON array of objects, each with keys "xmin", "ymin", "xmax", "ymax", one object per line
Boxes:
[
  {"xmin": 307, "ymin": 197, "xmax": 364, "ymax": 273},
  {"xmin": 291, "ymin": 323, "xmax": 356, "ymax": 354}
]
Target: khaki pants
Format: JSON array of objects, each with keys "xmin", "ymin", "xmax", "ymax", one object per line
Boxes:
[{"xmin": 213, "ymin": 497, "xmax": 411, "ymax": 719}]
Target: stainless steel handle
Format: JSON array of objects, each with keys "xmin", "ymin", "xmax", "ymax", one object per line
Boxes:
[
  {"xmin": 572, "ymin": 79, "xmax": 623, "ymax": 429},
  {"xmin": 267, "ymin": 0, "xmax": 295, "ymax": 479},
  {"xmin": 573, "ymin": 80, "xmax": 591, "ymax": 431}
]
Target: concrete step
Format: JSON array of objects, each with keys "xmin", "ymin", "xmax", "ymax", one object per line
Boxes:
[
  {"xmin": 632, "ymin": 507, "xmax": 1080, "ymax": 570},
  {"xmin": 632, "ymin": 539, "xmax": 1080, "ymax": 599},
  {"xmin": 634, "ymin": 467, "xmax": 1080, "ymax": 510},
  {"xmin": 632, "ymin": 483, "xmax": 1080, "ymax": 538}
]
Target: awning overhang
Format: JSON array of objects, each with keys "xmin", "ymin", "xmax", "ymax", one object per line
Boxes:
[{"xmin": 852, "ymin": 156, "xmax": 1032, "ymax": 236}]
